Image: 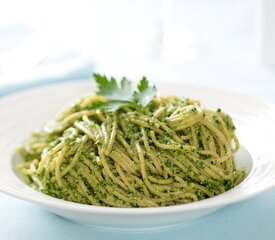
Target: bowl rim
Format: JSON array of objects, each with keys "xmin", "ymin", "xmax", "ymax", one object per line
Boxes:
[{"xmin": 1, "ymin": 178, "xmax": 275, "ymax": 215}]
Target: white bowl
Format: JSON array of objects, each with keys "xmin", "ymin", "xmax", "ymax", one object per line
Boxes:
[{"xmin": 0, "ymin": 80, "xmax": 275, "ymax": 230}]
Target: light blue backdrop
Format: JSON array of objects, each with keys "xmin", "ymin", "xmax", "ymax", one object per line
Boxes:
[{"xmin": 1, "ymin": 191, "xmax": 275, "ymax": 240}]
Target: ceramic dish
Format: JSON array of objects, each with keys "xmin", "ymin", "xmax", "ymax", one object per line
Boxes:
[{"xmin": 0, "ymin": 80, "xmax": 275, "ymax": 230}]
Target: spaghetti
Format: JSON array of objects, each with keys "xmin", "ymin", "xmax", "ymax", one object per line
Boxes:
[{"xmin": 18, "ymin": 94, "xmax": 245, "ymax": 207}]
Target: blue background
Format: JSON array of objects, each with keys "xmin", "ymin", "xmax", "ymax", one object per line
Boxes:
[
  {"xmin": 1, "ymin": 191, "xmax": 275, "ymax": 240},
  {"xmin": 1, "ymin": 79, "xmax": 275, "ymax": 240}
]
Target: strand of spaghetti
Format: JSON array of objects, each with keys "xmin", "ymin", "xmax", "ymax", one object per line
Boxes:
[
  {"xmin": 152, "ymin": 193, "xmax": 198, "ymax": 203},
  {"xmin": 201, "ymin": 120, "xmax": 233, "ymax": 163},
  {"xmin": 130, "ymin": 118, "xmax": 164, "ymax": 134},
  {"xmin": 234, "ymin": 171, "xmax": 246, "ymax": 185},
  {"xmin": 101, "ymin": 175, "xmax": 143, "ymax": 206},
  {"xmin": 60, "ymin": 111, "xmax": 96, "ymax": 128},
  {"xmin": 98, "ymin": 147, "xmax": 128, "ymax": 191},
  {"xmin": 114, "ymin": 144, "xmax": 138, "ymax": 169},
  {"xmin": 141, "ymin": 128, "xmax": 162, "ymax": 174},
  {"xmin": 168, "ymin": 158, "xmax": 206, "ymax": 183},
  {"xmin": 136, "ymin": 142, "xmax": 190, "ymax": 198},
  {"xmin": 109, "ymin": 148, "xmax": 138, "ymax": 175},
  {"xmin": 180, "ymin": 134, "xmax": 192, "ymax": 140},
  {"xmin": 115, "ymin": 163, "xmax": 140, "ymax": 194},
  {"xmin": 116, "ymin": 134, "xmax": 139, "ymax": 164},
  {"xmin": 147, "ymin": 176, "xmax": 174, "ymax": 185},
  {"xmin": 224, "ymin": 157, "xmax": 234, "ymax": 177},
  {"xmin": 104, "ymin": 186, "xmax": 131, "ymax": 203},
  {"xmin": 137, "ymin": 198, "xmax": 159, "ymax": 207},
  {"xmin": 204, "ymin": 162, "xmax": 231, "ymax": 180},
  {"xmin": 214, "ymin": 114, "xmax": 232, "ymax": 143},
  {"xmin": 118, "ymin": 115, "xmax": 128, "ymax": 133},
  {"xmin": 38, "ymin": 141, "xmax": 65, "ymax": 172},
  {"xmin": 101, "ymin": 122, "xmax": 109, "ymax": 148},
  {"xmin": 169, "ymin": 106, "xmax": 196, "ymax": 118},
  {"xmin": 60, "ymin": 177, "xmax": 78, "ymax": 202},
  {"xmin": 74, "ymin": 121, "xmax": 103, "ymax": 143},
  {"xmin": 79, "ymin": 95, "xmax": 106, "ymax": 109},
  {"xmin": 95, "ymin": 109, "xmax": 106, "ymax": 122},
  {"xmin": 78, "ymin": 171, "xmax": 123, "ymax": 207},
  {"xmin": 184, "ymin": 152, "xmax": 224, "ymax": 181},
  {"xmin": 200, "ymin": 119, "xmax": 228, "ymax": 146},
  {"xmin": 171, "ymin": 117, "xmax": 203, "ymax": 131},
  {"xmin": 115, "ymin": 143, "xmax": 136, "ymax": 164},
  {"xmin": 144, "ymin": 158, "xmax": 159, "ymax": 175},
  {"xmin": 207, "ymin": 134, "xmax": 217, "ymax": 153},
  {"xmin": 135, "ymin": 142, "xmax": 158, "ymax": 196},
  {"xmin": 82, "ymin": 159, "xmax": 104, "ymax": 182},
  {"xmin": 29, "ymin": 161, "xmax": 43, "ymax": 189},
  {"xmin": 149, "ymin": 130, "xmax": 181, "ymax": 150},
  {"xmin": 134, "ymin": 115, "xmax": 183, "ymax": 143},
  {"xmin": 128, "ymin": 175, "xmax": 150, "ymax": 197},
  {"xmin": 215, "ymin": 135, "xmax": 225, "ymax": 158},
  {"xmin": 105, "ymin": 115, "xmax": 118, "ymax": 155},
  {"xmin": 153, "ymin": 106, "xmax": 166, "ymax": 119},
  {"xmin": 203, "ymin": 166, "xmax": 224, "ymax": 180},
  {"xmin": 70, "ymin": 169, "xmax": 100, "ymax": 206},
  {"xmin": 204, "ymin": 110, "xmax": 231, "ymax": 139},
  {"xmin": 63, "ymin": 174, "xmax": 86, "ymax": 203},
  {"xmin": 198, "ymin": 150, "xmax": 219, "ymax": 158},
  {"xmin": 190, "ymin": 126, "xmax": 199, "ymax": 148},
  {"xmin": 60, "ymin": 135, "xmax": 88, "ymax": 177},
  {"xmin": 232, "ymin": 135, "xmax": 240, "ymax": 153},
  {"xmin": 168, "ymin": 112, "xmax": 204, "ymax": 129},
  {"xmin": 200, "ymin": 125, "xmax": 210, "ymax": 150},
  {"xmin": 193, "ymin": 183, "xmax": 214, "ymax": 197},
  {"xmin": 54, "ymin": 145, "xmax": 69, "ymax": 187},
  {"xmin": 79, "ymin": 164, "xmax": 108, "ymax": 195}
]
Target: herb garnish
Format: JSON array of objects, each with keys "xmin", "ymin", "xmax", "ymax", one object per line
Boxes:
[{"xmin": 88, "ymin": 74, "xmax": 157, "ymax": 112}]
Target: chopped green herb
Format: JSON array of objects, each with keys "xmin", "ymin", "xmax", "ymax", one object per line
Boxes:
[{"xmin": 89, "ymin": 74, "xmax": 157, "ymax": 112}]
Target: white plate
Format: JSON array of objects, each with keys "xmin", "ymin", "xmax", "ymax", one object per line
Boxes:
[{"xmin": 0, "ymin": 80, "xmax": 275, "ymax": 230}]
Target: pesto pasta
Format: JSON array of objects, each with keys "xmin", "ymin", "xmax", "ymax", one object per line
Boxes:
[{"xmin": 18, "ymin": 76, "xmax": 246, "ymax": 208}]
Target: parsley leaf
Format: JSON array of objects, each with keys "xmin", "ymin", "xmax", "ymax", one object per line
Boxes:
[
  {"xmin": 93, "ymin": 74, "xmax": 132, "ymax": 101},
  {"xmin": 91, "ymin": 73, "xmax": 157, "ymax": 112},
  {"xmin": 133, "ymin": 76, "xmax": 157, "ymax": 107}
]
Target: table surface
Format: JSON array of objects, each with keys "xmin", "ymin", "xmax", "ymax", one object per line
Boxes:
[{"xmin": 1, "ymin": 78, "xmax": 275, "ymax": 240}]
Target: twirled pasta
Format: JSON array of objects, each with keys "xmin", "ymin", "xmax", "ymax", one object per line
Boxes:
[{"xmin": 18, "ymin": 95, "xmax": 245, "ymax": 207}]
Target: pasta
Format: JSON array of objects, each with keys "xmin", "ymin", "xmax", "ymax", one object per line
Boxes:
[{"xmin": 18, "ymin": 94, "xmax": 246, "ymax": 207}]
